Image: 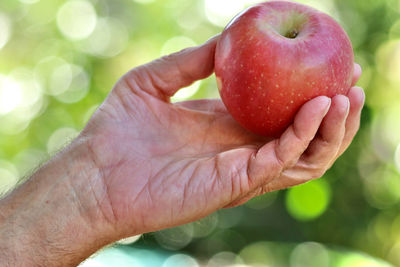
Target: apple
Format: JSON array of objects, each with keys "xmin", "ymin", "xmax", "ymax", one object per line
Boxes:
[{"xmin": 215, "ymin": 0, "xmax": 354, "ymax": 137}]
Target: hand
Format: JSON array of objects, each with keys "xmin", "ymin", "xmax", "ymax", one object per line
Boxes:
[
  {"xmin": 80, "ymin": 35, "xmax": 364, "ymax": 238},
  {"xmin": 0, "ymin": 35, "xmax": 364, "ymax": 266}
]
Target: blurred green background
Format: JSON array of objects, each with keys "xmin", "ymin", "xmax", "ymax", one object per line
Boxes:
[{"xmin": 0, "ymin": 0, "xmax": 399, "ymax": 266}]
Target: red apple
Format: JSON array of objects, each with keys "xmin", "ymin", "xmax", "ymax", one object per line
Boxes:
[{"xmin": 215, "ymin": 0, "xmax": 354, "ymax": 138}]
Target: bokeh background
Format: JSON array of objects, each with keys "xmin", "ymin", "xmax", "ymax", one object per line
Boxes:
[{"xmin": 0, "ymin": 0, "xmax": 399, "ymax": 266}]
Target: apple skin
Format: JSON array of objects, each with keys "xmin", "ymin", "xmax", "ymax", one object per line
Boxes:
[{"xmin": 215, "ymin": 0, "xmax": 354, "ymax": 138}]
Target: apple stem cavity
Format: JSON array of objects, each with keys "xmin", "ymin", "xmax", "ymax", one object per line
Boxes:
[{"xmin": 285, "ymin": 29, "xmax": 299, "ymax": 39}]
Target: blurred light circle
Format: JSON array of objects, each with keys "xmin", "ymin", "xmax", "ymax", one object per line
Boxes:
[
  {"xmin": 239, "ymin": 241, "xmax": 281, "ymax": 266},
  {"xmin": 162, "ymin": 254, "xmax": 199, "ymax": 267},
  {"xmin": 54, "ymin": 64, "xmax": 90, "ymax": 103},
  {"xmin": 0, "ymin": 160, "xmax": 19, "ymax": 195},
  {"xmin": 80, "ymin": 17, "xmax": 128, "ymax": 58},
  {"xmin": 154, "ymin": 224, "xmax": 194, "ymax": 250},
  {"xmin": 47, "ymin": 127, "xmax": 79, "ymax": 154},
  {"xmin": 336, "ymin": 252, "xmax": 391, "ymax": 267},
  {"xmin": 363, "ymin": 166, "xmax": 400, "ymax": 209},
  {"xmin": 171, "ymin": 81, "xmax": 201, "ymax": 102},
  {"xmin": 376, "ymin": 39, "xmax": 400, "ymax": 83},
  {"xmin": 204, "ymin": 0, "xmax": 246, "ymax": 27},
  {"xmin": 0, "ymin": 69, "xmax": 45, "ymax": 135},
  {"xmin": 0, "ymin": 75, "xmax": 22, "ymax": 115},
  {"xmin": 35, "ymin": 57, "xmax": 68, "ymax": 94},
  {"xmin": 49, "ymin": 64, "xmax": 73, "ymax": 96},
  {"xmin": 177, "ymin": 11, "xmax": 202, "ymax": 31},
  {"xmin": 285, "ymin": 179, "xmax": 331, "ymax": 221},
  {"xmin": 207, "ymin": 251, "xmax": 242, "ymax": 267},
  {"xmin": 56, "ymin": 0, "xmax": 97, "ymax": 40},
  {"xmin": 371, "ymin": 106, "xmax": 400, "ymax": 161},
  {"xmin": 0, "ymin": 13, "xmax": 11, "ymax": 50},
  {"xmin": 396, "ymin": 144, "xmax": 400, "ymax": 173},
  {"xmin": 191, "ymin": 212, "xmax": 218, "ymax": 238},
  {"xmin": 290, "ymin": 242, "xmax": 330, "ymax": 267},
  {"xmin": 9, "ymin": 68, "xmax": 43, "ymax": 108},
  {"xmin": 13, "ymin": 149, "xmax": 47, "ymax": 178},
  {"xmin": 0, "ymin": 113, "xmax": 31, "ymax": 135},
  {"xmin": 0, "ymin": 169, "xmax": 18, "ymax": 194},
  {"xmin": 116, "ymin": 235, "xmax": 142, "ymax": 245},
  {"xmin": 161, "ymin": 36, "xmax": 197, "ymax": 56}
]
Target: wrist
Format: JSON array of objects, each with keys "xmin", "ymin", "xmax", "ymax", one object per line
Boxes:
[{"xmin": 0, "ymin": 136, "xmax": 116, "ymax": 266}]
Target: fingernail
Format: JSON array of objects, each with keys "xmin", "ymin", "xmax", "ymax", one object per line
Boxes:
[
  {"xmin": 345, "ymin": 96, "xmax": 350, "ymax": 117},
  {"xmin": 322, "ymin": 97, "xmax": 331, "ymax": 116},
  {"xmin": 360, "ymin": 88, "xmax": 366, "ymax": 104}
]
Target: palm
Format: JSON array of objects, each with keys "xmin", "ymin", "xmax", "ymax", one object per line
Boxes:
[
  {"xmin": 88, "ymin": 79, "xmax": 266, "ymax": 234},
  {"xmin": 83, "ymin": 36, "xmax": 364, "ymax": 237}
]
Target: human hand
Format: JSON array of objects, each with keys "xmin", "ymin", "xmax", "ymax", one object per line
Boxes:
[
  {"xmin": 0, "ymin": 35, "xmax": 364, "ymax": 266},
  {"xmin": 80, "ymin": 35, "xmax": 364, "ymax": 239}
]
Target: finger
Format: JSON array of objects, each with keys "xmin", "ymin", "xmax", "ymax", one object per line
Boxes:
[
  {"xmin": 223, "ymin": 96, "xmax": 331, "ymax": 208},
  {"xmin": 122, "ymin": 35, "xmax": 220, "ymax": 100},
  {"xmin": 352, "ymin": 63, "xmax": 362, "ymax": 86},
  {"xmin": 244, "ymin": 96, "xmax": 331, "ymax": 192},
  {"xmin": 336, "ymin": 86, "xmax": 365, "ymax": 157},
  {"xmin": 301, "ymin": 95, "xmax": 349, "ymax": 167},
  {"xmin": 174, "ymin": 98, "xmax": 227, "ymax": 114}
]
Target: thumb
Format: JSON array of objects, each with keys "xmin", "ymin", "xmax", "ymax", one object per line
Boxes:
[{"xmin": 122, "ymin": 35, "xmax": 220, "ymax": 100}]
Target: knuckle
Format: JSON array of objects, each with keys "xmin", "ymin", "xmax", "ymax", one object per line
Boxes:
[{"xmin": 273, "ymin": 140, "xmax": 286, "ymax": 170}]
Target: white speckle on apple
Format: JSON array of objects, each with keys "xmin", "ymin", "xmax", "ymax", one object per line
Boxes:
[{"xmin": 290, "ymin": 100, "xmax": 294, "ymax": 104}]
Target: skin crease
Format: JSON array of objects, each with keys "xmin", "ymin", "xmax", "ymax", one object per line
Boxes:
[{"xmin": 0, "ymin": 35, "xmax": 364, "ymax": 266}]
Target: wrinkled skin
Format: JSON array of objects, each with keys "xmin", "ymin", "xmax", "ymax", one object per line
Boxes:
[{"xmin": 81, "ymin": 35, "xmax": 364, "ymax": 238}]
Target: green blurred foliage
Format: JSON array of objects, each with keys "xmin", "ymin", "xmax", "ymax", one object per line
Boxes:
[{"xmin": 0, "ymin": 0, "xmax": 399, "ymax": 266}]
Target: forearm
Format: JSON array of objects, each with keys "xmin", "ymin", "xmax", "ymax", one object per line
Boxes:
[{"xmin": 0, "ymin": 137, "xmax": 114, "ymax": 267}]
